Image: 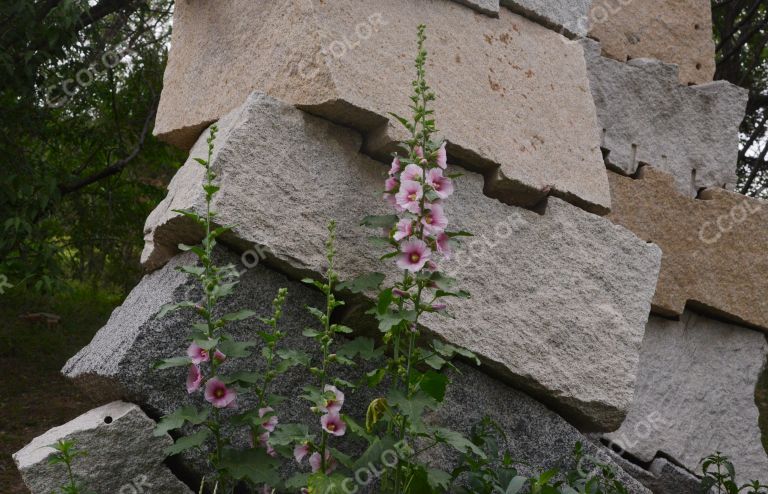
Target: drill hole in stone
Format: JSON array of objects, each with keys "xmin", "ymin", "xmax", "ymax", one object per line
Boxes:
[
  {"xmin": 696, "ymin": 63, "xmax": 702, "ymax": 70},
  {"xmin": 104, "ymin": 416, "xmax": 113, "ymax": 424},
  {"xmin": 694, "ymin": 24, "xmax": 700, "ymax": 30}
]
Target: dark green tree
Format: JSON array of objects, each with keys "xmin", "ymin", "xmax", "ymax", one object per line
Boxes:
[
  {"xmin": 0, "ymin": 0, "xmax": 181, "ymax": 293},
  {"xmin": 713, "ymin": 0, "xmax": 768, "ymax": 198}
]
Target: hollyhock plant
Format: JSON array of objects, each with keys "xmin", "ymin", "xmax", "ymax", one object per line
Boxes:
[
  {"xmin": 395, "ymin": 180, "xmax": 424, "ymax": 214},
  {"xmin": 320, "ymin": 413, "xmax": 346, "ymax": 437},
  {"xmin": 186, "ymin": 364, "xmax": 202, "ymax": 393},
  {"xmin": 294, "ymin": 443, "xmax": 310, "ymax": 463},
  {"xmin": 401, "ymin": 162, "xmax": 424, "ymax": 182},
  {"xmin": 259, "ymin": 407, "xmax": 278, "ymax": 432},
  {"xmin": 187, "ymin": 342, "xmax": 209, "ymax": 364},
  {"xmin": 427, "ymin": 167, "xmax": 454, "ymax": 199},
  {"xmin": 422, "ymin": 203, "xmax": 448, "ymax": 236},
  {"xmin": 394, "ymin": 218, "xmax": 413, "ymax": 242},
  {"xmin": 396, "ymin": 238, "xmax": 431, "ymax": 272},
  {"xmin": 389, "ymin": 155, "xmax": 401, "ymax": 176},
  {"xmin": 309, "ymin": 451, "xmax": 337, "ymax": 474},
  {"xmin": 320, "ymin": 384, "xmax": 344, "ymax": 414},
  {"xmin": 204, "ymin": 377, "xmax": 237, "ymax": 408}
]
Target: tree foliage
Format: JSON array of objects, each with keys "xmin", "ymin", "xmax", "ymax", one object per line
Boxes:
[
  {"xmin": 0, "ymin": 0, "xmax": 181, "ymax": 293},
  {"xmin": 713, "ymin": 0, "xmax": 768, "ymax": 198}
]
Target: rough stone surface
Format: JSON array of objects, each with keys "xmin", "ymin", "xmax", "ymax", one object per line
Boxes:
[
  {"xmin": 583, "ymin": 39, "xmax": 748, "ymax": 197},
  {"xmin": 62, "ymin": 252, "xmax": 650, "ymax": 493},
  {"xmin": 604, "ymin": 312, "xmax": 768, "ymax": 483},
  {"xmin": 600, "ymin": 449, "xmax": 705, "ymax": 494},
  {"xmin": 588, "ymin": 0, "xmax": 716, "ymax": 86},
  {"xmin": 13, "ymin": 401, "xmax": 191, "ymax": 494},
  {"xmin": 155, "ymin": 0, "xmax": 611, "ymax": 213},
  {"xmin": 142, "ymin": 92, "xmax": 660, "ymax": 429},
  {"xmin": 501, "ymin": 0, "xmax": 592, "ymax": 37},
  {"xmin": 453, "ymin": 0, "xmax": 499, "ymax": 16},
  {"xmin": 607, "ymin": 166, "xmax": 768, "ymax": 330}
]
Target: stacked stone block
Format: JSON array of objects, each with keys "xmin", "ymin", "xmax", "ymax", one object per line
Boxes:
[{"xmin": 14, "ymin": 0, "xmax": 768, "ymax": 492}]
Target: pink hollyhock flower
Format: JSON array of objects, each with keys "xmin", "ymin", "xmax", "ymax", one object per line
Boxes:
[
  {"xmin": 383, "ymin": 191, "xmax": 399, "ymax": 210},
  {"xmin": 187, "ymin": 342, "xmax": 209, "ymax": 365},
  {"xmin": 393, "ymin": 288, "xmax": 409, "ymax": 298},
  {"xmin": 432, "ymin": 303, "xmax": 447, "ymax": 311},
  {"xmin": 436, "ymin": 142, "xmax": 447, "ymax": 169},
  {"xmin": 389, "ymin": 156, "xmax": 401, "ymax": 176},
  {"xmin": 436, "ymin": 232, "xmax": 452, "ymax": 259},
  {"xmin": 401, "ymin": 163, "xmax": 423, "ymax": 182},
  {"xmin": 426, "ymin": 168, "xmax": 454, "ymax": 199},
  {"xmin": 422, "ymin": 203, "xmax": 448, "ymax": 236},
  {"xmin": 320, "ymin": 413, "xmax": 347, "ymax": 437},
  {"xmin": 395, "ymin": 180, "xmax": 423, "ymax": 214},
  {"xmin": 213, "ymin": 349, "xmax": 226, "ymax": 363},
  {"xmin": 309, "ymin": 451, "xmax": 337, "ymax": 474},
  {"xmin": 321, "ymin": 385, "xmax": 345, "ymax": 414},
  {"xmin": 393, "ymin": 219, "xmax": 413, "ymax": 242},
  {"xmin": 259, "ymin": 407, "xmax": 278, "ymax": 432},
  {"xmin": 186, "ymin": 364, "xmax": 202, "ymax": 393},
  {"xmin": 204, "ymin": 378, "xmax": 237, "ymax": 408},
  {"xmin": 258, "ymin": 432, "xmax": 277, "ymax": 457},
  {"xmin": 294, "ymin": 443, "xmax": 310, "ymax": 463},
  {"xmin": 414, "ymin": 146, "xmax": 424, "ymax": 158},
  {"xmin": 396, "ymin": 239, "xmax": 431, "ymax": 272},
  {"xmin": 384, "ymin": 176, "xmax": 399, "ymax": 193}
]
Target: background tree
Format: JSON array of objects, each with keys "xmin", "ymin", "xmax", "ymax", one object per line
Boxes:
[
  {"xmin": 713, "ymin": 0, "xmax": 768, "ymax": 198},
  {"xmin": 0, "ymin": 0, "xmax": 180, "ymax": 294}
]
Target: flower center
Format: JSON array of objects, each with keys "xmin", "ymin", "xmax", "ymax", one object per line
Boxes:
[
  {"xmin": 434, "ymin": 182, "xmax": 441, "ymax": 191},
  {"xmin": 410, "ymin": 253, "xmax": 420, "ymax": 263},
  {"xmin": 425, "ymin": 214, "xmax": 433, "ymax": 224},
  {"xmin": 214, "ymin": 388, "xmax": 225, "ymax": 398},
  {"xmin": 408, "ymin": 193, "xmax": 418, "ymax": 201},
  {"xmin": 327, "ymin": 422, "xmax": 336, "ymax": 431}
]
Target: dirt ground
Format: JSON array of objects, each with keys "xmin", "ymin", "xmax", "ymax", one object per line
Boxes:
[{"xmin": 0, "ymin": 286, "xmax": 120, "ymax": 492}]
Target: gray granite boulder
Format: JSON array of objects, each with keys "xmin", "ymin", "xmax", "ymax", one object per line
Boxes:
[
  {"xmin": 600, "ymin": 448, "xmax": 706, "ymax": 494},
  {"xmin": 63, "ymin": 250, "xmax": 650, "ymax": 492},
  {"xmin": 140, "ymin": 92, "xmax": 661, "ymax": 430},
  {"xmin": 13, "ymin": 401, "xmax": 191, "ymax": 494},
  {"xmin": 501, "ymin": 0, "xmax": 593, "ymax": 37},
  {"xmin": 604, "ymin": 311, "xmax": 768, "ymax": 483},
  {"xmin": 582, "ymin": 38, "xmax": 748, "ymax": 197}
]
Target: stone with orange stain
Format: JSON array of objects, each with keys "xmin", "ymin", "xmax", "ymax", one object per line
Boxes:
[
  {"xmin": 589, "ymin": 0, "xmax": 715, "ymax": 86},
  {"xmin": 154, "ymin": 0, "xmax": 610, "ymax": 213},
  {"xmin": 607, "ymin": 166, "xmax": 768, "ymax": 331}
]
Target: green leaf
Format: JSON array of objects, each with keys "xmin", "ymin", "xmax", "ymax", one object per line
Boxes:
[
  {"xmin": 432, "ymin": 427, "xmax": 486, "ymax": 458},
  {"xmin": 302, "ymin": 327, "xmax": 321, "ymax": 337},
  {"xmin": 276, "ymin": 348, "xmax": 311, "ymax": 367},
  {"xmin": 505, "ymin": 476, "xmax": 528, "ymax": 494},
  {"xmin": 157, "ymin": 301, "xmax": 196, "ymax": 318},
  {"xmin": 152, "ymin": 356, "xmax": 192, "ymax": 370},
  {"xmin": 217, "ymin": 340, "xmax": 257, "ymax": 358},
  {"xmin": 337, "ymin": 337, "xmax": 382, "ymax": 361},
  {"xmin": 270, "ymin": 423, "xmax": 311, "ymax": 447},
  {"xmin": 193, "ymin": 337, "xmax": 219, "ymax": 351},
  {"xmin": 219, "ymin": 447, "xmax": 280, "ymax": 485},
  {"xmin": 426, "ymin": 468, "xmax": 452, "ymax": 491},
  {"xmin": 223, "ymin": 371, "xmax": 262, "ymax": 384},
  {"xmin": 155, "ymin": 406, "xmax": 210, "ymax": 436},
  {"xmin": 164, "ymin": 430, "xmax": 210, "ymax": 456},
  {"xmin": 419, "ymin": 370, "xmax": 448, "ymax": 402},
  {"xmin": 219, "ymin": 309, "xmax": 256, "ymax": 322},
  {"xmin": 361, "ymin": 214, "xmax": 398, "ymax": 229},
  {"xmin": 337, "ymin": 272, "xmax": 385, "ymax": 293}
]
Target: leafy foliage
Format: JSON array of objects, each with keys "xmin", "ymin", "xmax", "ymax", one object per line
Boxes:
[
  {"xmin": 0, "ymin": 0, "xmax": 182, "ymax": 294},
  {"xmin": 48, "ymin": 439, "xmax": 92, "ymax": 494},
  {"xmin": 699, "ymin": 452, "xmax": 768, "ymax": 493}
]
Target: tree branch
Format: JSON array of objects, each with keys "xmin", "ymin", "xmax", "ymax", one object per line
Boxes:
[{"xmin": 59, "ymin": 99, "xmax": 157, "ymax": 195}]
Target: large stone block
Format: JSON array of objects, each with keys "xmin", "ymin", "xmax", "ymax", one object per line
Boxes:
[
  {"xmin": 155, "ymin": 0, "xmax": 610, "ymax": 213},
  {"xmin": 452, "ymin": 0, "xmax": 499, "ymax": 16},
  {"xmin": 583, "ymin": 39, "xmax": 748, "ymax": 197},
  {"xmin": 13, "ymin": 401, "xmax": 191, "ymax": 494},
  {"xmin": 63, "ymin": 251, "xmax": 650, "ymax": 493},
  {"xmin": 588, "ymin": 0, "xmax": 716, "ymax": 86},
  {"xmin": 500, "ymin": 0, "xmax": 593, "ymax": 37},
  {"xmin": 604, "ymin": 312, "xmax": 768, "ymax": 483},
  {"xmin": 142, "ymin": 92, "xmax": 660, "ymax": 429},
  {"xmin": 607, "ymin": 166, "xmax": 768, "ymax": 330}
]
